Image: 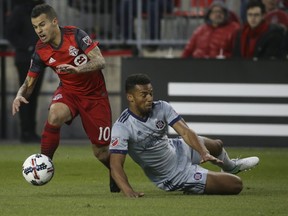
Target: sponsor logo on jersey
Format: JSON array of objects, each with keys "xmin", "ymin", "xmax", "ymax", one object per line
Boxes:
[
  {"xmin": 82, "ymin": 35, "xmax": 92, "ymax": 46},
  {"xmin": 74, "ymin": 54, "xmax": 88, "ymax": 66},
  {"xmin": 193, "ymin": 172, "xmax": 202, "ymax": 181},
  {"xmin": 111, "ymin": 138, "xmax": 120, "ymax": 147},
  {"xmin": 69, "ymin": 46, "xmax": 79, "ymax": 56},
  {"xmin": 49, "ymin": 57, "xmax": 56, "ymax": 64},
  {"xmin": 155, "ymin": 120, "xmax": 165, "ymax": 129},
  {"xmin": 52, "ymin": 94, "xmax": 63, "ymax": 101}
]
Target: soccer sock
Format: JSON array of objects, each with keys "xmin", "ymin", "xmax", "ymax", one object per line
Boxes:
[
  {"xmin": 216, "ymin": 148, "xmax": 236, "ymax": 171},
  {"xmin": 41, "ymin": 121, "xmax": 60, "ymax": 159}
]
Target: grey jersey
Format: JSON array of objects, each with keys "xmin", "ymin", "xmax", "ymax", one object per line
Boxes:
[{"xmin": 110, "ymin": 100, "xmax": 202, "ymax": 190}]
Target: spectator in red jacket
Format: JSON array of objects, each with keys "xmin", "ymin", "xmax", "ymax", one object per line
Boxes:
[
  {"xmin": 233, "ymin": 0, "xmax": 285, "ymax": 59},
  {"xmin": 262, "ymin": 0, "xmax": 288, "ymax": 30},
  {"xmin": 181, "ymin": 1, "xmax": 240, "ymax": 59}
]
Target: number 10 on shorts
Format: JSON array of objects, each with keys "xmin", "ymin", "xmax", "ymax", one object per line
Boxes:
[{"xmin": 98, "ymin": 127, "xmax": 110, "ymax": 141}]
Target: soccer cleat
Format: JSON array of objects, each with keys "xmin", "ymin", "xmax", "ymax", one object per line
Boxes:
[{"xmin": 224, "ymin": 156, "xmax": 260, "ymax": 174}]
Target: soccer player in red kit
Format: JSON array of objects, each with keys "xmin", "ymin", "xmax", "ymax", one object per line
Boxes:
[{"xmin": 11, "ymin": 3, "xmax": 120, "ymax": 192}]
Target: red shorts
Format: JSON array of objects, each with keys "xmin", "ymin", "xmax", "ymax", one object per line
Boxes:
[{"xmin": 50, "ymin": 87, "xmax": 112, "ymax": 145}]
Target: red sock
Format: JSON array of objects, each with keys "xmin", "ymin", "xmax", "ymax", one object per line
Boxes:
[{"xmin": 41, "ymin": 121, "xmax": 60, "ymax": 159}]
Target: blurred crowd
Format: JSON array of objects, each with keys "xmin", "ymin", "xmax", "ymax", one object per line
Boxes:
[
  {"xmin": 181, "ymin": 0, "xmax": 288, "ymax": 60},
  {"xmin": 3, "ymin": 0, "xmax": 288, "ymax": 60}
]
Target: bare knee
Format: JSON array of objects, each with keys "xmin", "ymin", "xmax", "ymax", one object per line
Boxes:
[
  {"xmin": 233, "ymin": 175, "xmax": 243, "ymax": 194},
  {"xmin": 214, "ymin": 139, "xmax": 223, "ymax": 156},
  {"xmin": 205, "ymin": 138, "xmax": 223, "ymax": 157},
  {"xmin": 205, "ymin": 171, "xmax": 243, "ymax": 195},
  {"xmin": 224, "ymin": 174, "xmax": 243, "ymax": 194},
  {"xmin": 48, "ymin": 103, "xmax": 71, "ymax": 127},
  {"xmin": 48, "ymin": 111, "xmax": 63, "ymax": 126}
]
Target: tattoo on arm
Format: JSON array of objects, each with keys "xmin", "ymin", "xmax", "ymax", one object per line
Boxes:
[
  {"xmin": 17, "ymin": 76, "xmax": 37, "ymax": 99},
  {"xmin": 77, "ymin": 46, "xmax": 105, "ymax": 73}
]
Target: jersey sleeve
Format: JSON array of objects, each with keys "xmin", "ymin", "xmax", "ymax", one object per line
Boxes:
[
  {"xmin": 75, "ymin": 28, "xmax": 98, "ymax": 54},
  {"xmin": 109, "ymin": 123, "xmax": 129, "ymax": 154},
  {"xmin": 27, "ymin": 51, "xmax": 46, "ymax": 77},
  {"xmin": 161, "ymin": 101, "xmax": 181, "ymax": 126}
]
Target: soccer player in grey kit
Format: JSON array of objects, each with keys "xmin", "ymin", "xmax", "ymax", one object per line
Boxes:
[{"xmin": 109, "ymin": 74, "xmax": 259, "ymax": 198}]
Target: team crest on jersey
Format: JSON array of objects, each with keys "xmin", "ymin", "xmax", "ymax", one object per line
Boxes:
[
  {"xmin": 69, "ymin": 46, "xmax": 79, "ymax": 56},
  {"xmin": 82, "ymin": 35, "xmax": 92, "ymax": 46},
  {"xmin": 155, "ymin": 120, "xmax": 165, "ymax": 129},
  {"xmin": 193, "ymin": 172, "xmax": 202, "ymax": 181},
  {"xmin": 111, "ymin": 138, "xmax": 120, "ymax": 147}
]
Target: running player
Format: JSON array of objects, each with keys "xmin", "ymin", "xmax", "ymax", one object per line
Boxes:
[
  {"xmin": 109, "ymin": 73, "xmax": 259, "ymax": 197},
  {"xmin": 11, "ymin": 3, "xmax": 119, "ymax": 192}
]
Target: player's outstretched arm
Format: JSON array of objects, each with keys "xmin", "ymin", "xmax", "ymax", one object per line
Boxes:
[
  {"xmin": 81, "ymin": 46, "xmax": 105, "ymax": 71},
  {"xmin": 12, "ymin": 76, "xmax": 38, "ymax": 115},
  {"xmin": 172, "ymin": 119, "xmax": 223, "ymax": 165},
  {"xmin": 56, "ymin": 46, "xmax": 105, "ymax": 74},
  {"xmin": 110, "ymin": 153, "xmax": 144, "ymax": 198}
]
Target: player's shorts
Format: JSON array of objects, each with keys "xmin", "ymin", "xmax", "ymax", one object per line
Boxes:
[
  {"xmin": 157, "ymin": 138, "xmax": 208, "ymax": 194},
  {"xmin": 157, "ymin": 164, "xmax": 208, "ymax": 194},
  {"xmin": 50, "ymin": 87, "xmax": 112, "ymax": 145}
]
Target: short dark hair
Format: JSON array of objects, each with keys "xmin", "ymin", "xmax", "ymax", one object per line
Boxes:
[
  {"xmin": 31, "ymin": 4, "xmax": 57, "ymax": 20},
  {"xmin": 246, "ymin": 0, "xmax": 266, "ymax": 14},
  {"xmin": 125, "ymin": 74, "xmax": 151, "ymax": 93}
]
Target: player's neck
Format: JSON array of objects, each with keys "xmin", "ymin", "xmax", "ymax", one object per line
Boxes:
[
  {"xmin": 128, "ymin": 107, "xmax": 148, "ymax": 120},
  {"xmin": 50, "ymin": 27, "xmax": 62, "ymax": 47}
]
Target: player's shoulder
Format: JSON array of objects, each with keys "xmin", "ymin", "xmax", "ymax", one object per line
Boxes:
[
  {"xmin": 116, "ymin": 109, "xmax": 131, "ymax": 124},
  {"xmin": 112, "ymin": 109, "xmax": 131, "ymax": 134},
  {"xmin": 62, "ymin": 26, "xmax": 78, "ymax": 35},
  {"xmin": 153, "ymin": 100, "xmax": 170, "ymax": 109}
]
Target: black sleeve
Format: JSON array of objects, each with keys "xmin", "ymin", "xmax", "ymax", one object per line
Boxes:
[
  {"xmin": 29, "ymin": 51, "xmax": 46, "ymax": 74},
  {"xmin": 74, "ymin": 28, "xmax": 96, "ymax": 52}
]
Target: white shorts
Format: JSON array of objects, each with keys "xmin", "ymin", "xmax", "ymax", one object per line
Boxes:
[
  {"xmin": 157, "ymin": 164, "xmax": 208, "ymax": 194},
  {"xmin": 157, "ymin": 138, "xmax": 208, "ymax": 194}
]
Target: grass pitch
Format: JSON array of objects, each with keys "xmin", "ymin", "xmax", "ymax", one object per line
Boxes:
[{"xmin": 0, "ymin": 142, "xmax": 287, "ymax": 216}]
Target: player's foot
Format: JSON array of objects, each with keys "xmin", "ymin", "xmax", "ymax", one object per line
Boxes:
[
  {"xmin": 110, "ymin": 175, "xmax": 120, "ymax": 193},
  {"xmin": 224, "ymin": 156, "xmax": 259, "ymax": 174}
]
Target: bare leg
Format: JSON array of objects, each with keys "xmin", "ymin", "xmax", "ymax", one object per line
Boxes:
[
  {"xmin": 202, "ymin": 137, "xmax": 223, "ymax": 156},
  {"xmin": 47, "ymin": 103, "xmax": 72, "ymax": 126},
  {"xmin": 203, "ymin": 137, "xmax": 236, "ymax": 171},
  {"xmin": 205, "ymin": 171, "xmax": 243, "ymax": 195},
  {"xmin": 92, "ymin": 144, "xmax": 110, "ymax": 168},
  {"xmin": 92, "ymin": 144, "xmax": 120, "ymax": 193}
]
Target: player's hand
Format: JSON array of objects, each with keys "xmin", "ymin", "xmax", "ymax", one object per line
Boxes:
[
  {"xmin": 56, "ymin": 64, "xmax": 79, "ymax": 74},
  {"xmin": 123, "ymin": 190, "xmax": 145, "ymax": 198},
  {"xmin": 200, "ymin": 152, "xmax": 223, "ymax": 166},
  {"xmin": 12, "ymin": 96, "xmax": 29, "ymax": 115}
]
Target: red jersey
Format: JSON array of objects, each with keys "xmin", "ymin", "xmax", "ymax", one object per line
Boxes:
[{"xmin": 28, "ymin": 26, "xmax": 108, "ymax": 98}]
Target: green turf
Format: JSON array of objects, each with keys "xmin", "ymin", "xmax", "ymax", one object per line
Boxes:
[{"xmin": 0, "ymin": 143, "xmax": 287, "ymax": 216}]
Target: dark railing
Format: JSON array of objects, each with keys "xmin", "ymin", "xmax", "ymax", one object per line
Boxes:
[{"xmin": 1, "ymin": 0, "xmax": 209, "ymax": 54}]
